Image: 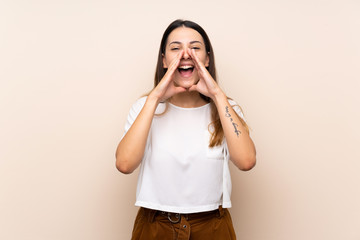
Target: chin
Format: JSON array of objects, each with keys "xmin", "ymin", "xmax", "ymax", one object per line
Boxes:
[{"xmin": 175, "ymin": 78, "xmax": 197, "ymax": 89}]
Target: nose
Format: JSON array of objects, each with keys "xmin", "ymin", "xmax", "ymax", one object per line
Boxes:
[{"xmin": 182, "ymin": 48, "xmax": 190, "ymax": 59}]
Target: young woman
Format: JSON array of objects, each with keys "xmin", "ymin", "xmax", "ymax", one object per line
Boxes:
[{"xmin": 116, "ymin": 19, "xmax": 256, "ymax": 240}]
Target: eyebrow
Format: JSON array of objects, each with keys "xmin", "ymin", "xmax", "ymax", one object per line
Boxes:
[{"xmin": 169, "ymin": 41, "xmax": 203, "ymax": 46}]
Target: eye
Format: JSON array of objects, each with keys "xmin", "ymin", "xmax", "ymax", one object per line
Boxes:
[
  {"xmin": 192, "ymin": 47, "xmax": 200, "ymax": 50},
  {"xmin": 171, "ymin": 47, "xmax": 180, "ymax": 51}
]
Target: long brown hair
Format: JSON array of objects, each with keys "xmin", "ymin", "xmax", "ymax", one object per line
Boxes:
[{"xmin": 154, "ymin": 19, "xmax": 248, "ymax": 147}]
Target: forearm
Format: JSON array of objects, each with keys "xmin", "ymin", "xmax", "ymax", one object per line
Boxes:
[
  {"xmin": 213, "ymin": 92, "xmax": 256, "ymax": 171},
  {"xmin": 115, "ymin": 96, "xmax": 159, "ymax": 174}
]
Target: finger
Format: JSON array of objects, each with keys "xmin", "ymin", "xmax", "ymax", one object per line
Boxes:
[
  {"xmin": 190, "ymin": 49, "xmax": 213, "ymax": 80},
  {"xmin": 190, "ymin": 52, "xmax": 208, "ymax": 81},
  {"xmin": 187, "ymin": 49, "xmax": 203, "ymax": 80},
  {"xmin": 189, "ymin": 49, "xmax": 203, "ymax": 70},
  {"xmin": 179, "ymin": 49, "xmax": 185, "ymax": 59},
  {"xmin": 167, "ymin": 50, "xmax": 183, "ymax": 74},
  {"xmin": 163, "ymin": 51, "xmax": 183, "ymax": 82}
]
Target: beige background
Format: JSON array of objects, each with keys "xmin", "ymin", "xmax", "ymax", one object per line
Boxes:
[{"xmin": 1, "ymin": 0, "xmax": 359, "ymax": 239}]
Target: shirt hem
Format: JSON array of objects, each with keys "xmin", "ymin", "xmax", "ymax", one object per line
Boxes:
[{"xmin": 135, "ymin": 201, "xmax": 231, "ymax": 214}]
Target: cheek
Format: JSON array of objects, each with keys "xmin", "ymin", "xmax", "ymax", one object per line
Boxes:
[
  {"xmin": 195, "ymin": 51, "xmax": 207, "ymax": 63},
  {"xmin": 198, "ymin": 55, "xmax": 208, "ymax": 65},
  {"xmin": 163, "ymin": 54, "xmax": 176, "ymax": 68}
]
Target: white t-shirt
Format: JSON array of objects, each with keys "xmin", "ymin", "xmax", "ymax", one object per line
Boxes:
[{"xmin": 122, "ymin": 96, "xmax": 245, "ymax": 213}]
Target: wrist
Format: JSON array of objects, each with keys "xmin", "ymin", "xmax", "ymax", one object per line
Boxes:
[
  {"xmin": 212, "ymin": 88, "xmax": 227, "ymax": 103},
  {"xmin": 148, "ymin": 90, "xmax": 161, "ymax": 104},
  {"xmin": 146, "ymin": 93, "xmax": 161, "ymax": 108}
]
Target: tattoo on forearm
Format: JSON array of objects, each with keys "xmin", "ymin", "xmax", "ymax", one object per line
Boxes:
[{"xmin": 225, "ymin": 106, "xmax": 241, "ymax": 137}]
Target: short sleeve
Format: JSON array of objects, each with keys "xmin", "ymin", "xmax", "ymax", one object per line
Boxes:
[
  {"xmin": 121, "ymin": 97, "xmax": 147, "ymax": 139},
  {"xmin": 228, "ymin": 99, "xmax": 247, "ymax": 122}
]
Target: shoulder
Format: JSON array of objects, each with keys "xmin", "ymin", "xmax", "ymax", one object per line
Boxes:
[
  {"xmin": 134, "ymin": 96, "xmax": 148, "ymax": 106},
  {"xmin": 227, "ymin": 98, "xmax": 237, "ymax": 106},
  {"xmin": 125, "ymin": 96, "xmax": 148, "ymax": 122},
  {"xmin": 129, "ymin": 96, "xmax": 147, "ymax": 111},
  {"xmin": 227, "ymin": 98, "xmax": 240, "ymax": 111},
  {"xmin": 227, "ymin": 98, "xmax": 245, "ymax": 120},
  {"xmin": 129, "ymin": 96, "xmax": 167, "ymax": 116}
]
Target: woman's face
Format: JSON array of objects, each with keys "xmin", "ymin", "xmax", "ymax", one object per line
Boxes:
[{"xmin": 163, "ymin": 26, "xmax": 209, "ymax": 89}]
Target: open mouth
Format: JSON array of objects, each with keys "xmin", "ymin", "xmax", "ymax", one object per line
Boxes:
[{"xmin": 177, "ymin": 65, "xmax": 194, "ymax": 77}]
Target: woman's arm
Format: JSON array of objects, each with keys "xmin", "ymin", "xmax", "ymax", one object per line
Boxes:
[
  {"xmin": 115, "ymin": 97, "xmax": 158, "ymax": 174},
  {"xmin": 213, "ymin": 93, "xmax": 256, "ymax": 171},
  {"xmin": 116, "ymin": 51, "xmax": 186, "ymax": 174},
  {"xmin": 188, "ymin": 48, "xmax": 256, "ymax": 170}
]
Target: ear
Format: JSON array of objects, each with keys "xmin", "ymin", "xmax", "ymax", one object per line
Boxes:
[
  {"xmin": 205, "ymin": 52, "xmax": 210, "ymax": 67},
  {"xmin": 162, "ymin": 53, "xmax": 168, "ymax": 68}
]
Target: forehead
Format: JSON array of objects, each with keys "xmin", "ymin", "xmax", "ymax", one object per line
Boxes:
[{"xmin": 167, "ymin": 26, "xmax": 204, "ymax": 45}]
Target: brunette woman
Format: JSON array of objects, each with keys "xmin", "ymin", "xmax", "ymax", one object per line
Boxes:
[{"xmin": 116, "ymin": 19, "xmax": 256, "ymax": 240}]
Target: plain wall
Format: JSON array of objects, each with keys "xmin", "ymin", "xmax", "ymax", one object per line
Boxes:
[{"xmin": 1, "ymin": 0, "xmax": 359, "ymax": 239}]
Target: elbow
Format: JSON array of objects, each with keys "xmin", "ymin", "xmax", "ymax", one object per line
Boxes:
[
  {"xmin": 239, "ymin": 160, "xmax": 256, "ymax": 171},
  {"xmin": 115, "ymin": 149, "xmax": 143, "ymax": 174},
  {"xmin": 116, "ymin": 160, "xmax": 134, "ymax": 174},
  {"xmin": 115, "ymin": 153, "xmax": 135, "ymax": 174},
  {"xmin": 234, "ymin": 155, "xmax": 256, "ymax": 171}
]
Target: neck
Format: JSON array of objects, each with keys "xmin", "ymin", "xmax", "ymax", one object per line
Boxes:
[{"xmin": 169, "ymin": 91, "xmax": 208, "ymax": 108}]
